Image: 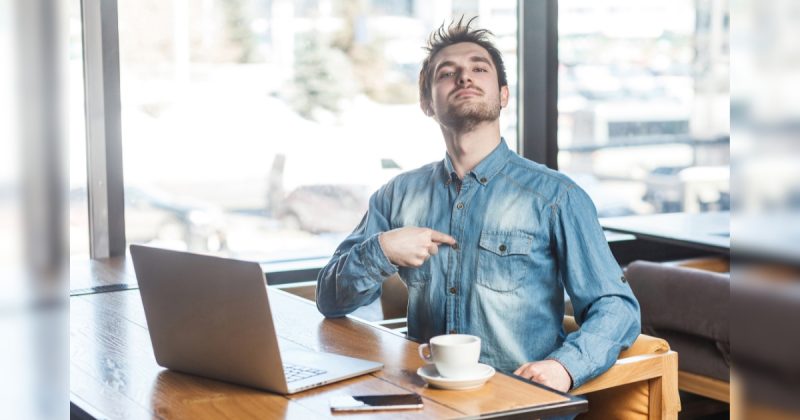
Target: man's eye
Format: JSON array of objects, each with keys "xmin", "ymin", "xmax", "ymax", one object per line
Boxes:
[
  {"xmin": 439, "ymin": 71, "xmax": 455, "ymax": 79},
  {"xmin": 474, "ymin": 67, "xmax": 488, "ymax": 73}
]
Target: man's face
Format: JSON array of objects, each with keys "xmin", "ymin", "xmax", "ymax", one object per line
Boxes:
[{"xmin": 425, "ymin": 42, "xmax": 509, "ymax": 130}]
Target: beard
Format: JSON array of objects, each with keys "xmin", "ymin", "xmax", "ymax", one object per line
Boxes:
[{"xmin": 437, "ymin": 91, "xmax": 502, "ymax": 132}]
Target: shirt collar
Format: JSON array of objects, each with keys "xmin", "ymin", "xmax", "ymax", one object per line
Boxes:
[
  {"xmin": 442, "ymin": 153, "xmax": 457, "ymax": 185},
  {"xmin": 440, "ymin": 138, "xmax": 512, "ymax": 187}
]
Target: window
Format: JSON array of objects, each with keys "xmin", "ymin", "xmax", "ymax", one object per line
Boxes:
[
  {"xmin": 558, "ymin": 0, "xmax": 730, "ymax": 216},
  {"xmin": 70, "ymin": 0, "xmax": 90, "ymax": 258},
  {"xmin": 118, "ymin": 0, "xmax": 517, "ymax": 262}
]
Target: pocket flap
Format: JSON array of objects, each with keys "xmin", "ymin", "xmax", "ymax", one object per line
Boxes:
[{"xmin": 478, "ymin": 232, "xmax": 533, "ymax": 256}]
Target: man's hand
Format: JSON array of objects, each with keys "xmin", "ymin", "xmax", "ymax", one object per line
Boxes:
[
  {"xmin": 514, "ymin": 360, "xmax": 572, "ymax": 393},
  {"xmin": 379, "ymin": 227, "xmax": 457, "ymax": 267}
]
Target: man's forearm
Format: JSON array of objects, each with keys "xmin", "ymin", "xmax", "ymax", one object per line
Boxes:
[
  {"xmin": 545, "ymin": 294, "xmax": 640, "ymax": 388},
  {"xmin": 316, "ymin": 233, "xmax": 397, "ymax": 317}
]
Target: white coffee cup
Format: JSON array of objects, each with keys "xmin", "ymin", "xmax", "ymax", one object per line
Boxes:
[{"xmin": 418, "ymin": 334, "xmax": 481, "ymax": 378}]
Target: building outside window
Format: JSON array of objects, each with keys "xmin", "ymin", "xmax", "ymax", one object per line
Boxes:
[{"xmin": 558, "ymin": 0, "xmax": 729, "ymax": 217}]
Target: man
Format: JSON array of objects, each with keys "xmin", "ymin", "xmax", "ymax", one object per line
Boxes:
[{"xmin": 316, "ymin": 17, "xmax": 640, "ymax": 393}]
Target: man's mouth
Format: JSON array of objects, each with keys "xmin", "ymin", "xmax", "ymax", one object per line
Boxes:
[{"xmin": 452, "ymin": 88, "xmax": 481, "ymax": 99}]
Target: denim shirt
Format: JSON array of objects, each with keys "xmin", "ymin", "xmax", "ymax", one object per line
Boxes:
[{"xmin": 316, "ymin": 139, "xmax": 641, "ymax": 388}]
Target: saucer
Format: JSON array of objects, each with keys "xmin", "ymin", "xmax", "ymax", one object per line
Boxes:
[{"xmin": 417, "ymin": 363, "xmax": 495, "ymax": 390}]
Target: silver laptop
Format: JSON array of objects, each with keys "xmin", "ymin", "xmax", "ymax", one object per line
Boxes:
[{"xmin": 129, "ymin": 244, "xmax": 383, "ymax": 394}]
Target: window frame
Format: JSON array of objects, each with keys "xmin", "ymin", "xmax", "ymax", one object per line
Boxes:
[
  {"xmin": 80, "ymin": 0, "xmax": 126, "ymax": 259},
  {"xmin": 518, "ymin": 0, "xmax": 559, "ymax": 169}
]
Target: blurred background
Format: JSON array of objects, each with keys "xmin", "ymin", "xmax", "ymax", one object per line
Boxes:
[
  {"xmin": 68, "ymin": 0, "xmax": 519, "ymax": 263},
  {"xmin": 729, "ymin": 0, "xmax": 800, "ymax": 417},
  {"xmin": 2, "ymin": 0, "xmax": 800, "ymax": 418},
  {"xmin": 65, "ymin": 0, "xmax": 729, "ymax": 264}
]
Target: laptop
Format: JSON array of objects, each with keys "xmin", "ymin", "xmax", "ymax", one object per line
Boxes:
[{"xmin": 129, "ymin": 244, "xmax": 383, "ymax": 394}]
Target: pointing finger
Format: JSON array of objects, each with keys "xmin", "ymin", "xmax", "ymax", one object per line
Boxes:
[{"xmin": 430, "ymin": 230, "xmax": 457, "ymax": 246}]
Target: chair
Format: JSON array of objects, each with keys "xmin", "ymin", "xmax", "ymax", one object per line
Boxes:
[
  {"xmin": 376, "ymin": 274, "xmax": 409, "ymax": 332},
  {"xmin": 565, "ymin": 316, "xmax": 681, "ymax": 420},
  {"xmin": 624, "ymin": 260, "xmax": 730, "ymax": 405}
]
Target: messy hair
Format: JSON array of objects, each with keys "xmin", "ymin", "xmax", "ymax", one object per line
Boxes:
[{"xmin": 418, "ymin": 16, "xmax": 508, "ymax": 109}]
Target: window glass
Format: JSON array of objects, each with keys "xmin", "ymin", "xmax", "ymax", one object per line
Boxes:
[
  {"xmin": 70, "ymin": 0, "xmax": 90, "ymax": 258},
  {"xmin": 118, "ymin": 0, "xmax": 517, "ymax": 261},
  {"xmin": 558, "ymin": 0, "xmax": 729, "ymax": 216}
]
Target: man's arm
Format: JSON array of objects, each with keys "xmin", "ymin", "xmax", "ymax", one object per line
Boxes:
[
  {"xmin": 542, "ymin": 185, "xmax": 641, "ymax": 390},
  {"xmin": 316, "ymin": 187, "xmax": 398, "ymax": 318},
  {"xmin": 316, "ymin": 185, "xmax": 457, "ymax": 318}
]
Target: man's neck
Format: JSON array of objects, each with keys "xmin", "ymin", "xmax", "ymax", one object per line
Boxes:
[{"xmin": 440, "ymin": 121, "xmax": 501, "ymax": 179}]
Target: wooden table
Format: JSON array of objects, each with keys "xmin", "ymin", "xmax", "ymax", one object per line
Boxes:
[
  {"xmin": 600, "ymin": 211, "xmax": 730, "ymax": 254},
  {"xmin": 70, "ymin": 259, "xmax": 587, "ymax": 419}
]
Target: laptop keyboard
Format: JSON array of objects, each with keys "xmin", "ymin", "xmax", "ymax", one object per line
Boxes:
[{"xmin": 284, "ymin": 363, "xmax": 327, "ymax": 383}]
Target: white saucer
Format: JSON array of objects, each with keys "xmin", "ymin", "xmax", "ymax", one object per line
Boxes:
[{"xmin": 416, "ymin": 363, "xmax": 495, "ymax": 390}]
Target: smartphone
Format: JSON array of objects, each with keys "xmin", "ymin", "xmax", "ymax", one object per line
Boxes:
[{"xmin": 329, "ymin": 393, "xmax": 424, "ymax": 412}]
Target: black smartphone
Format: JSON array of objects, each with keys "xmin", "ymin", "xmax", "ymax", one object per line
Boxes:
[{"xmin": 329, "ymin": 393, "xmax": 424, "ymax": 412}]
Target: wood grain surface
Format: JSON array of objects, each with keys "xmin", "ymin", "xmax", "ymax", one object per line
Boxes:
[{"xmin": 70, "ymin": 258, "xmax": 585, "ymax": 419}]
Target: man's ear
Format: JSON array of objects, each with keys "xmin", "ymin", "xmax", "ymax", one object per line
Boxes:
[{"xmin": 500, "ymin": 85, "xmax": 510, "ymax": 108}]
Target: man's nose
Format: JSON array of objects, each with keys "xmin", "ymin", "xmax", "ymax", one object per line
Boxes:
[{"xmin": 457, "ymin": 71, "xmax": 471, "ymax": 86}]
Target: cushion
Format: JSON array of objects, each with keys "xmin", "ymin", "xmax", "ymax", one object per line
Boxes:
[
  {"xmin": 579, "ymin": 381, "xmax": 649, "ymax": 420},
  {"xmin": 654, "ymin": 330, "xmax": 729, "ymax": 381},
  {"xmin": 625, "ymin": 260, "xmax": 730, "ymax": 381},
  {"xmin": 625, "ymin": 260, "xmax": 729, "ymax": 343}
]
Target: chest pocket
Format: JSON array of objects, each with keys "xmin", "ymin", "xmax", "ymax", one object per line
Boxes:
[{"xmin": 476, "ymin": 231, "xmax": 534, "ymax": 292}]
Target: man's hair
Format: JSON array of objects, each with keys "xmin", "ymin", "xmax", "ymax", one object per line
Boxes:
[{"xmin": 418, "ymin": 16, "xmax": 508, "ymax": 108}]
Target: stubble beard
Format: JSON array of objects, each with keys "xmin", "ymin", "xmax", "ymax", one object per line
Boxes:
[{"xmin": 438, "ymin": 94, "xmax": 502, "ymax": 133}]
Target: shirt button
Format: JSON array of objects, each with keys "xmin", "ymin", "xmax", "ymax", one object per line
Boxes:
[
  {"xmin": 498, "ymin": 244, "xmax": 507, "ymax": 252},
  {"xmin": 456, "ymin": 202, "xmax": 464, "ymax": 209},
  {"xmin": 449, "ymin": 287, "xmax": 457, "ymax": 294},
  {"xmin": 480, "ymin": 177, "xmax": 487, "ymax": 183},
  {"xmin": 621, "ymin": 275, "xmax": 627, "ymax": 283},
  {"xmin": 449, "ymin": 330, "xmax": 457, "ymax": 334},
  {"xmin": 380, "ymin": 270, "xmax": 388, "ymax": 276}
]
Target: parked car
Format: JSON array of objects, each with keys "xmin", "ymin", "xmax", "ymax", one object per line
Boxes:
[
  {"xmin": 268, "ymin": 153, "xmax": 403, "ymax": 233},
  {"xmin": 643, "ymin": 166, "xmax": 729, "ymax": 213},
  {"xmin": 124, "ymin": 185, "xmax": 228, "ymax": 252},
  {"xmin": 278, "ymin": 184, "xmax": 371, "ymax": 234}
]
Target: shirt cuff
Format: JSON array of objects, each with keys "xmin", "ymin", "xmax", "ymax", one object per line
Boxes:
[
  {"xmin": 545, "ymin": 345, "xmax": 590, "ymax": 390},
  {"xmin": 362, "ymin": 233, "xmax": 398, "ymax": 280}
]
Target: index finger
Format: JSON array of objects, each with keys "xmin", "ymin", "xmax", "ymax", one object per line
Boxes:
[{"xmin": 430, "ymin": 230, "xmax": 457, "ymax": 245}]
